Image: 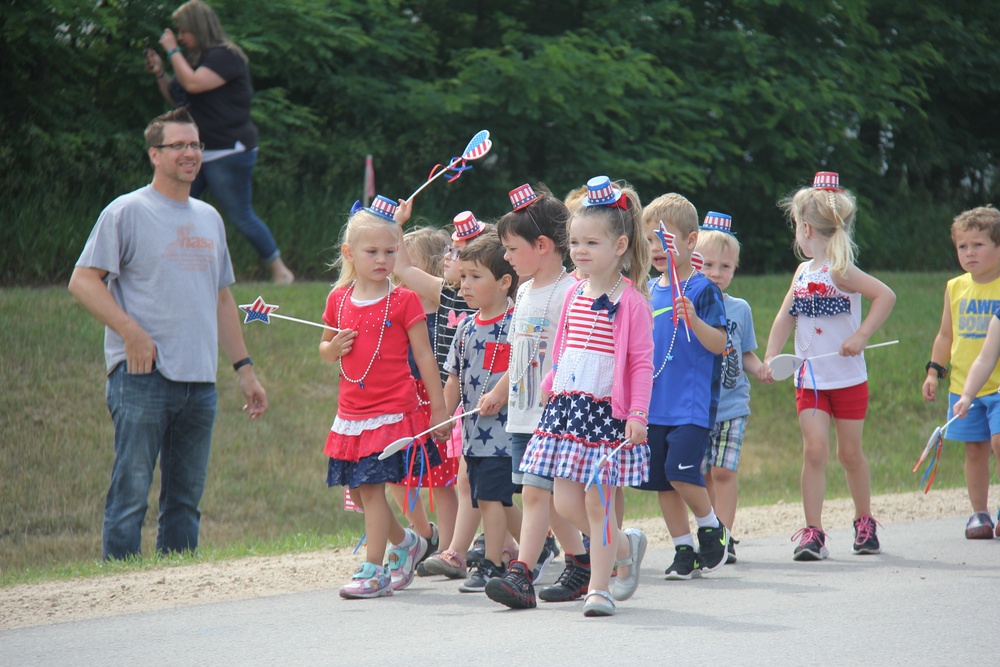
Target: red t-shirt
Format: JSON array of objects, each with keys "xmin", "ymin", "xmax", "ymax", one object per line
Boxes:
[{"xmin": 323, "ymin": 285, "xmax": 427, "ymax": 419}]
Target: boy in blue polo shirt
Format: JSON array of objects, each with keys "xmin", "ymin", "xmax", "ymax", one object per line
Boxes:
[{"xmin": 641, "ymin": 193, "xmax": 730, "ymax": 579}]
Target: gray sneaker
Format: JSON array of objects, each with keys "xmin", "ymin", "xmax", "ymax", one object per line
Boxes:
[
  {"xmin": 466, "ymin": 533, "xmax": 486, "ymax": 567},
  {"xmin": 458, "ymin": 558, "xmax": 504, "ymax": 593}
]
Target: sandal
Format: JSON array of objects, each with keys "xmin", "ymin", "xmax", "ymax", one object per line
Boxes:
[
  {"xmin": 612, "ymin": 528, "xmax": 646, "ymax": 601},
  {"xmin": 421, "ymin": 549, "xmax": 467, "ymax": 579},
  {"xmin": 582, "ymin": 589, "xmax": 616, "ymax": 617}
]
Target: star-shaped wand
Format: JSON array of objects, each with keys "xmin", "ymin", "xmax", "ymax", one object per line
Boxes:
[{"xmin": 239, "ymin": 296, "xmax": 340, "ymax": 332}]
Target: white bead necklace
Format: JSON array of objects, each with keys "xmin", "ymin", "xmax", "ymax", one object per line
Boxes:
[
  {"xmin": 337, "ymin": 278, "xmax": 392, "ymax": 390},
  {"xmin": 459, "ymin": 307, "xmax": 511, "ymax": 413},
  {"xmin": 652, "ymin": 267, "xmax": 696, "ymax": 379},
  {"xmin": 559, "ymin": 273, "xmax": 623, "ymax": 388},
  {"xmin": 509, "ymin": 267, "xmax": 567, "ymax": 393}
]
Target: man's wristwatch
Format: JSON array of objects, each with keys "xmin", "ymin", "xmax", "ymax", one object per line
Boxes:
[
  {"xmin": 925, "ymin": 361, "xmax": 947, "ymax": 379},
  {"xmin": 233, "ymin": 356, "xmax": 253, "ymax": 372}
]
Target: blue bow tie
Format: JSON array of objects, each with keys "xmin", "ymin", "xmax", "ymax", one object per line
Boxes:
[{"xmin": 591, "ymin": 293, "xmax": 619, "ymax": 321}]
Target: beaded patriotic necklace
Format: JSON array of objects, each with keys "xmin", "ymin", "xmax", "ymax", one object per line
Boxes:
[
  {"xmin": 509, "ymin": 267, "xmax": 567, "ymax": 394},
  {"xmin": 652, "ymin": 267, "xmax": 697, "ymax": 379},
  {"xmin": 558, "ymin": 273, "xmax": 623, "ymax": 387},
  {"xmin": 793, "ymin": 259, "xmax": 826, "ymax": 354},
  {"xmin": 337, "ymin": 278, "xmax": 393, "ymax": 390},
  {"xmin": 459, "ymin": 305, "xmax": 511, "ymax": 412}
]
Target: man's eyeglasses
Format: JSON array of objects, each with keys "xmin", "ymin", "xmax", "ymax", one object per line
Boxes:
[{"xmin": 155, "ymin": 142, "xmax": 205, "ymax": 152}]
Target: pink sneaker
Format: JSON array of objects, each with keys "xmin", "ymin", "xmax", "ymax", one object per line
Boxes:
[
  {"xmin": 339, "ymin": 562, "xmax": 392, "ymax": 599},
  {"xmin": 388, "ymin": 528, "xmax": 427, "ymax": 591}
]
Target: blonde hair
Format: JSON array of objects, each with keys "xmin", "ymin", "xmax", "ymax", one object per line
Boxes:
[
  {"xmin": 403, "ymin": 226, "xmax": 449, "ymax": 278},
  {"xmin": 571, "ymin": 180, "xmax": 651, "ymax": 299},
  {"xmin": 695, "ymin": 229, "xmax": 742, "ymax": 268},
  {"xmin": 172, "ymin": 0, "xmax": 247, "ymax": 65},
  {"xmin": 951, "ymin": 206, "xmax": 1000, "ymax": 246},
  {"xmin": 563, "ymin": 185, "xmax": 589, "ymax": 215},
  {"xmin": 643, "ymin": 193, "xmax": 699, "ymax": 237},
  {"xmin": 780, "ymin": 187, "xmax": 858, "ymax": 274},
  {"xmin": 331, "ymin": 210, "xmax": 398, "ymax": 289}
]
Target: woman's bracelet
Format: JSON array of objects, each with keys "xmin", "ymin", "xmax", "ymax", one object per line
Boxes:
[
  {"xmin": 166, "ymin": 47, "xmax": 180, "ymax": 58},
  {"xmin": 156, "ymin": 71, "xmax": 166, "ymax": 79}
]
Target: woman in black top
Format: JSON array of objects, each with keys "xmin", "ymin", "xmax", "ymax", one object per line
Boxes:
[{"xmin": 146, "ymin": 0, "xmax": 294, "ymax": 284}]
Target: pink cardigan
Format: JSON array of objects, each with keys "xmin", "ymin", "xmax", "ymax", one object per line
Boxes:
[{"xmin": 541, "ymin": 280, "xmax": 654, "ymax": 424}]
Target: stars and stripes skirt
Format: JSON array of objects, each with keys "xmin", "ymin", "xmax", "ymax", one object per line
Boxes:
[{"xmin": 520, "ymin": 350, "xmax": 649, "ymax": 487}]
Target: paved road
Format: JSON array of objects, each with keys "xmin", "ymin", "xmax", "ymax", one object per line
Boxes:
[{"xmin": 2, "ymin": 517, "xmax": 998, "ymax": 666}]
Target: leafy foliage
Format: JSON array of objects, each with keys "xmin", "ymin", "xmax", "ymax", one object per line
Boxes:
[{"xmin": 2, "ymin": 0, "xmax": 998, "ymax": 282}]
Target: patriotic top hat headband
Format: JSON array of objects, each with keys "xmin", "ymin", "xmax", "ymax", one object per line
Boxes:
[
  {"xmin": 509, "ymin": 184, "xmax": 538, "ymax": 211},
  {"xmin": 581, "ymin": 175, "xmax": 624, "ymax": 208},
  {"xmin": 812, "ymin": 171, "xmax": 842, "ymax": 191},
  {"xmin": 351, "ymin": 194, "xmax": 398, "ymax": 222},
  {"xmin": 700, "ymin": 211, "xmax": 735, "ymax": 235},
  {"xmin": 452, "ymin": 210, "xmax": 486, "ymax": 241}
]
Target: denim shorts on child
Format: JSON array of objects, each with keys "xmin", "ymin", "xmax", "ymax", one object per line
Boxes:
[
  {"xmin": 465, "ymin": 455, "xmax": 519, "ymax": 507},
  {"xmin": 795, "ymin": 381, "xmax": 868, "ymax": 419},
  {"xmin": 639, "ymin": 424, "xmax": 710, "ymax": 491},
  {"xmin": 701, "ymin": 416, "xmax": 748, "ymax": 475},
  {"xmin": 945, "ymin": 391, "xmax": 1000, "ymax": 441},
  {"xmin": 511, "ymin": 432, "xmax": 555, "ymax": 491}
]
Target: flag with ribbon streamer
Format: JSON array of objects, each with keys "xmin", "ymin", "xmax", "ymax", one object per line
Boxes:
[{"xmin": 406, "ymin": 130, "xmax": 493, "ymax": 202}]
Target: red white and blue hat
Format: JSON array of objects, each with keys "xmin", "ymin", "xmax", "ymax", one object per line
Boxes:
[
  {"xmin": 700, "ymin": 211, "xmax": 735, "ymax": 235},
  {"xmin": 509, "ymin": 184, "xmax": 538, "ymax": 211},
  {"xmin": 812, "ymin": 171, "xmax": 842, "ymax": 191},
  {"xmin": 581, "ymin": 175, "xmax": 623, "ymax": 207},
  {"xmin": 451, "ymin": 210, "xmax": 486, "ymax": 241},
  {"xmin": 367, "ymin": 195, "xmax": 398, "ymax": 222}
]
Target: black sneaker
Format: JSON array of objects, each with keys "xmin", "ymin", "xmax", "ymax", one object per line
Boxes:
[
  {"xmin": 485, "ymin": 560, "xmax": 536, "ymax": 609},
  {"xmin": 458, "ymin": 557, "xmax": 504, "ymax": 593},
  {"xmin": 416, "ymin": 522, "xmax": 439, "ymax": 564},
  {"xmin": 545, "ymin": 531, "xmax": 561, "ymax": 558},
  {"xmin": 665, "ymin": 545, "xmax": 701, "ymax": 580},
  {"xmin": 697, "ymin": 523, "xmax": 730, "ymax": 573},
  {"xmin": 539, "ymin": 554, "xmax": 590, "ymax": 602},
  {"xmin": 852, "ymin": 515, "xmax": 881, "ymax": 555},
  {"xmin": 466, "ymin": 533, "xmax": 486, "ymax": 568},
  {"xmin": 726, "ymin": 537, "xmax": 738, "ymax": 565},
  {"xmin": 792, "ymin": 526, "xmax": 829, "ymax": 561},
  {"xmin": 532, "ymin": 543, "xmax": 556, "ymax": 581}
]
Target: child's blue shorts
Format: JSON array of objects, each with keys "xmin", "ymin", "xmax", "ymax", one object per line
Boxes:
[{"xmin": 945, "ymin": 391, "xmax": 1000, "ymax": 442}]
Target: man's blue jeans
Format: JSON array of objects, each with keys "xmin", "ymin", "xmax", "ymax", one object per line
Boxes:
[
  {"xmin": 102, "ymin": 364, "xmax": 218, "ymax": 560},
  {"xmin": 191, "ymin": 148, "xmax": 281, "ymax": 263}
]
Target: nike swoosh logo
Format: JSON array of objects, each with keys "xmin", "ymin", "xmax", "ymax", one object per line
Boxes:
[
  {"xmin": 653, "ymin": 306, "xmax": 674, "ymax": 318},
  {"xmin": 678, "ymin": 463, "xmax": 694, "ymax": 470}
]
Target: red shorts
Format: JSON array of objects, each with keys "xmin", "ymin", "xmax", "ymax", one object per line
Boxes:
[{"xmin": 796, "ymin": 381, "xmax": 869, "ymax": 420}]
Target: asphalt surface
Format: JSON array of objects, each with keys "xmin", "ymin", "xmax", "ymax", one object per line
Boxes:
[{"xmin": 2, "ymin": 516, "xmax": 998, "ymax": 666}]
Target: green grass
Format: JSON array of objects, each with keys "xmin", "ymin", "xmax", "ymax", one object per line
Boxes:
[{"xmin": 0, "ymin": 273, "xmax": 985, "ymax": 586}]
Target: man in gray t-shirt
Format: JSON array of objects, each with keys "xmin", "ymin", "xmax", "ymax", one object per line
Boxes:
[{"xmin": 69, "ymin": 108, "xmax": 267, "ymax": 560}]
